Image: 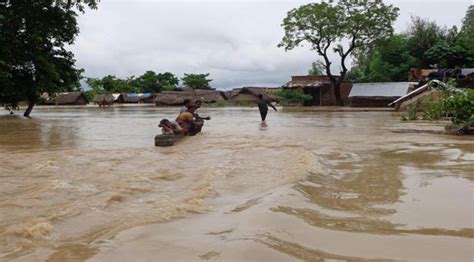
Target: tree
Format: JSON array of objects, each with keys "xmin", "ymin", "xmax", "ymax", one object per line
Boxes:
[
  {"xmin": 456, "ymin": 5, "xmax": 474, "ymax": 67},
  {"xmin": 308, "ymin": 61, "xmax": 325, "ymax": 76},
  {"xmin": 348, "ymin": 34, "xmax": 416, "ymax": 82},
  {"xmin": 279, "ymin": 0, "xmax": 399, "ymax": 105},
  {"xmin": 132, "ymin": 71, "xmax": 161, "ymax": 93},
  {"xmin": 86, "ymin": 75, "xmax": 135, "ymax": 95},
  {"xmin": 181, "ymin": 73, "xmax": 213, "ymax": 90},
  {"xmin": 0, "ymin": 0, "xmax": 98, "ymax": 116},
  {"xmin": 157, "ymin": 72, "xmax": 179, "ymax": 91}
]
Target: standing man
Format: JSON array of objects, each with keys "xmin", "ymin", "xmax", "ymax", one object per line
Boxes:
[{"xmin": 257, "ymin": 94, "xmax": 277, "ymax": 122}]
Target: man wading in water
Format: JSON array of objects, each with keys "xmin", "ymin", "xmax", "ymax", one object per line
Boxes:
[{"xmin": 257, "ymin": 94, "xmax": 277, "ymax": 122}]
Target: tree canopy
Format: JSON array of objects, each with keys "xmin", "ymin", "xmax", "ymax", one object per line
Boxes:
[
  {"xmin": 279, "ymin": 0, "xmax": 399, "ymax": 105},
  {"xmin": 181, "ymin": 73, "xmax": 213, "ymax": 90},
  {"xmin": 349, "ymin": 6, "xmax": 474, "ymax": 83},
  {"xmin": 0, "ymin": 0, "xmax": 98, "ymax": 116}
]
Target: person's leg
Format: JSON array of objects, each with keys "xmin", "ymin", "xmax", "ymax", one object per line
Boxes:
[{"xmin": 260, "ymin": 110, "xmax": 268, "ymax": 121}]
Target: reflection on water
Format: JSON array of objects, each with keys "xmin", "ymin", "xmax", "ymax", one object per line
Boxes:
[{"xmin": 0, "ymin": 106, "xmax": 473, "ymax": 261}]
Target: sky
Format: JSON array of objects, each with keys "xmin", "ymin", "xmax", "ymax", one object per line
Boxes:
[{"xmin": 70, "ymin": 0, "xmax": 473, "ymax": 90}]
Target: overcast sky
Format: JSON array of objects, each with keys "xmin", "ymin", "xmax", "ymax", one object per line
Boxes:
[{"xmin": 70, "ymin": 0, "xmax": 472, "ymax": 90}]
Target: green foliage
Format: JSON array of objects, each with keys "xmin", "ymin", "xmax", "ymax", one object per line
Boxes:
[
  {"xmin": 308, "ymin": 61, "xmax": 325, "ymax": 76},
  {"xmin": 349, "ymin": 34, "xmax": 415, "ymax": 82},
  {"xmin": 86, "ymin": 75, "xmax": 135, "ymax": 94},
  {"xmin": 86, "ymin": 71, "xmax": 180, "ymax": 94},
  {"xmin": 401, "ymin": 100, "xmax": 421, "ymax": 121},
  {"xmin": 129, "ymin": 71, "xmax": 161, "ymax": 93},
  {"xmin": 406, "ymin": 16, "xmax": 447, "ymax": 68},
  {"xmin": 213, "ymin": 100, "xmax": 227, "ymax": 107},
  {"xmin": 0, "ymin": 0, "xmax": 98, "ymax": 115},
  {"xmin": 181, "ymin": 73, "xmax": 213, "ymax": 90},
  {"xmin": 424, "ymin": 89, "xmax": 474, "ymax": 125},
  {"xmin": 350, "ymin": 6, "xmax": 474, "ymax": 83},
  {"xmin": 279, "ymin": 0, "xmax": 399, "ymax": 105},
  {"xmin": 275, "ymin": 89, "xmax": 312, "ymax": 106}
]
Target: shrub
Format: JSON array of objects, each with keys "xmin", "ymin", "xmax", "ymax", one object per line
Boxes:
[
  {"xmin": 424, "ymin": 88, "xmax": 474, "ymax": 125},
  {"xmin": 275, "ymin": 89, "xmax": 312, "ymax": 105}
]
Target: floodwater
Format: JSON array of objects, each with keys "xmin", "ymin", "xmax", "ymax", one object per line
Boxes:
[{"xmin": 0, "ymin": 106, "xmax": 473, "ymax": 261}]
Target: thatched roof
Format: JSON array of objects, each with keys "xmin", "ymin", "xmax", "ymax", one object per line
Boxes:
[
  {"xmin": 55, "ymin": 92, "xmax": 88, "ymax": 105},
  {"xmin": 224, "ymin": 87, "xmax": 279, "ymax": 102},
  {"xmin": 120, "ymin": 93, "xmax": 140, "ymax": 103},
  {"xmin": 155, "ymin": 90, "xmax": 226, "ymax": 105},
  {"xmin": 283, "ymin": 75, "xmax": 348, "ymax": 89},
  {"xmin": 93, "ymin": 94, "xmax": 115, "ymax": 104}
]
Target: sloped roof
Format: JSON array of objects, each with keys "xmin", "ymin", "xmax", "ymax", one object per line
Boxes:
[
  {"xmin": 461, "ymin": 68, "xmax": 474, "ymax": 76},
  {"xmin": 388, "ymin": 80, "xmax": 447, "ymax": 106},
  {"xmin": 349, "ymin": 82, "xmax": 415, "ymax": 97},
  {"xmin": 224, "ymin": 87, "xmax": 278, "ymax": 101},
  {"xmin": 55, "ymin": 92, "xmax": 87, "ymax": 104},
  {"xmin": 155, "ymin": 90, "xmax": 225, "ymax": 105},
  {"xmin": 93, "ymin": 94, "xmax": 115, "ymax": 103}
]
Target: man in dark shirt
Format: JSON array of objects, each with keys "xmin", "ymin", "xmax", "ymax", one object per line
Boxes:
[{"xmin": 257, "ymin": 94, "xmax": 277, "ymax": 121}]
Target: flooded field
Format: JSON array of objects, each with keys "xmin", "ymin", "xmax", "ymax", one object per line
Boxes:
[{"xmin": 0, "ymin": 106, "xmax": 473, "ymax": 261}]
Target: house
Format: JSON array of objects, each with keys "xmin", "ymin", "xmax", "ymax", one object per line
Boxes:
[
  {"xmin": 137, "ymin": 93, "xmax": 156, "ymax": 104},
  {"xmin": 389, "ymin": 80, "xmax": 447, "ymax": 111},
  {"xmin": 92, "ymin": 94, "xmax": 115, "ymax": 107},
  {"xmin": 282, "ymin": 76, "xmax": 352, "ymax": 106},
  {"xmin": 189, "ymin": 89, "xmax": 227, "ymax": 104},
  {"xmin": 113, "ymin": 93, "xmax": 140, "ymax": 103},
  {"xmin": 457, "ymin": 68, "xmax": 474, "ymax": 88},
  {"xmin": 55, "ymin": 92, "xmax": 88, "ymax": 105},
  {"xmin": 155, "ymin": 90, "xmax": 226, "ymax": 106},
  {"xmin": 348, "ymin": 82, "xmax": 417, "ymax": 107},
  {"xmin": 224, "ymin": 87, "xmax": 278, "ymax": 106}
]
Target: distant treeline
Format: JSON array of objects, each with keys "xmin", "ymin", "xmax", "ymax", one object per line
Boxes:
[
  {"xmin": 347, "ymin": 5, "xmax": 474, "ymax": 83},
  {"xmin": 85, "ymin": 71, "xmax": 213, "ymax": 101}
]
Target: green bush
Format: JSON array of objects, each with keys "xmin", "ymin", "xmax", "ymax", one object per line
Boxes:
[
  {"xmin": 275, "ymin": 89, "xmax": 312, "ymax": 105},
  {"xmin": 401, "ymin": 100, "xmax": 420, "ymax": 121},
  {"xmin": 424, "ymin": 89, "xmax": 474, "ymax": 125}
]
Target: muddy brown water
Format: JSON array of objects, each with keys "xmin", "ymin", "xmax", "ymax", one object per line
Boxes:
[{"xmin": 0, "ymin": 106, "xmax": 473, "ymax": 261}]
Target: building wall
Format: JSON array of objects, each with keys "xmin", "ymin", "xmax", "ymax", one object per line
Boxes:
[
  {"xmin": 76, "ymin": 96, "xmax": 88, "ymax": 105},
  {"xmin": 319, "ymin": 83, "xmax": 352, "ymax": 106},
  {"xmin": 349, "ymin": 96, "xmax": 399, "ymax": 107}
]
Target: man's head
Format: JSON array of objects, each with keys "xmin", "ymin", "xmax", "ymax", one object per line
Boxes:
[
  {"xmin": 183, "ymin": 99, "xmax": 191, "ymax": 106},
  {"xmin": 195, "ymin": 100, "xmax": 202, "ymax": 108},
  {"xmin": 257, "ymin": 94, "xmax": 264, "ymax": 99}
]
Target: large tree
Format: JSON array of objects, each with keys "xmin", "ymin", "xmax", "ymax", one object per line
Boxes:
[
  {"xmin": 0, "ymin": 0, "xmax": 98, "ymax": 116},
  {"xmin": 181, "ymin": 73, "xmax": 213, "ymax": 90},
  {"xmin": 278, "ymin": 0, "xmax": 399, "ymax": 105}
]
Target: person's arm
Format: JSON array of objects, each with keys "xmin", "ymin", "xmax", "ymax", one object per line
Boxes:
[
  {"xmin": 193, "ymin": 112, "xmax": 211, "ymax": 120},
  {"xmin": 267, "ymin": 101, "xmax": 277, "ymax": 111}
]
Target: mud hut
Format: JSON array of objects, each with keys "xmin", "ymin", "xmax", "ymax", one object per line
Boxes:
[
  {"xmin": 116, "ymin": 93, "xmax": 140, "ymax": 103},
  {"xmin": 55, "ymin": 92, "xmax": 88, "ymax": 105},
  {"xmin": 189, "ymin": 89, "xmax": 227, "ymax": 104},
  {"xmin": 155, "ymin": 90, "xmax": 226, "ymax": 106},
  {"xmin": 93, "ymin": 94, "xmax": 115, "ymax": 107},
  {"xmin": 138, "ymin": 93, "xmax": 157, "ymax": 104},
  {"xmin": 348, "ymin": 82, "xmax": 416, "ymax": 107},
  {"xmin": 282, "ymin": 76, "xmax": 352, "ymax": 106},
  {"xmin": 224, "ymin": 87, "xmax": 278, "ymax": 106}
]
